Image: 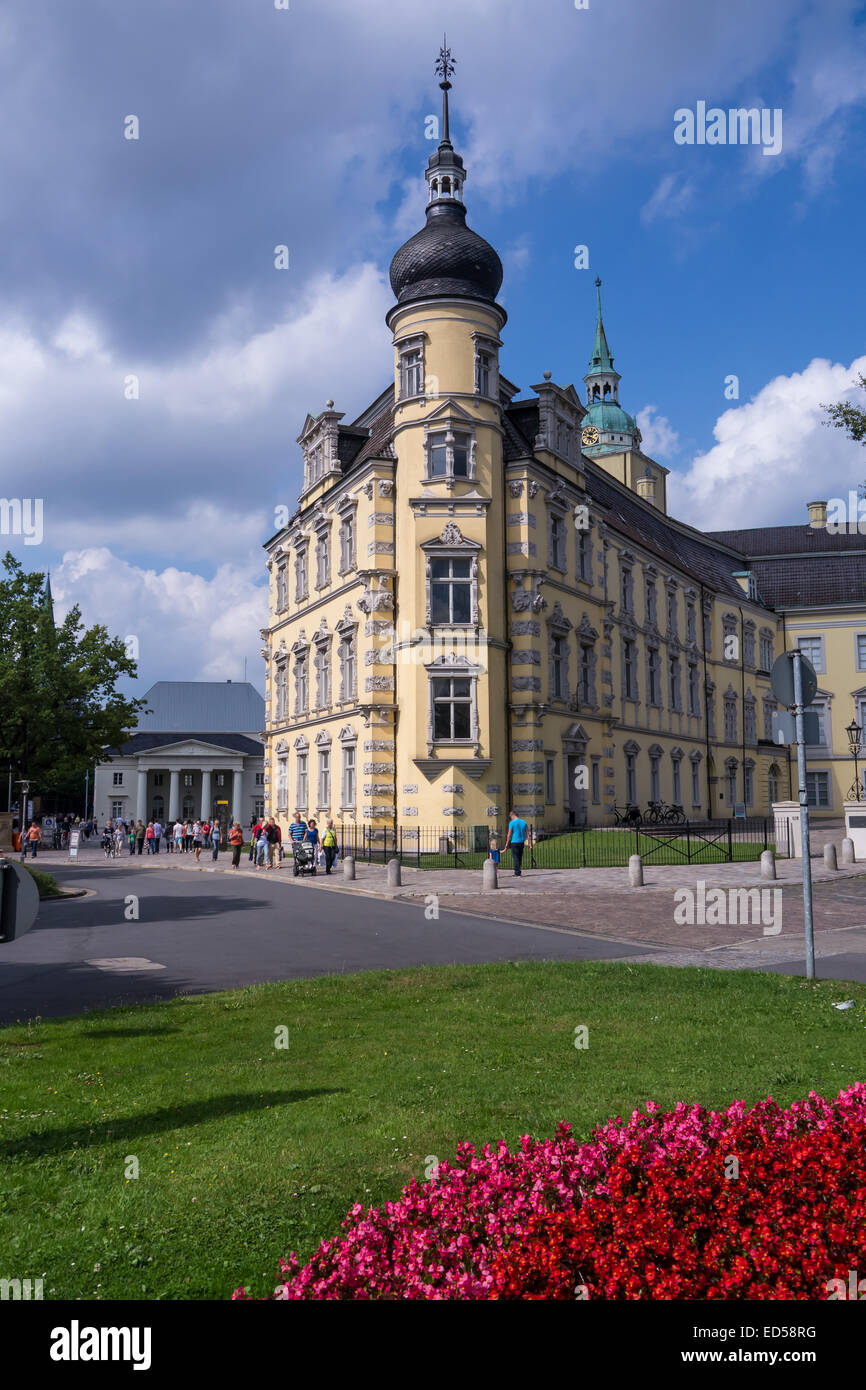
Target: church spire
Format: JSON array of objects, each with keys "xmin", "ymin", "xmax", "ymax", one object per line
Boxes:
[
  {"xmin": 588, "ymin": 276, "xmax": 615, "ymax": 375},
  {"xmin": 436, "ymin": 34, "xmax": 454, "ymax": 148},
  {"xmin": 425, "ymin": 39, "xmax": 465, "ymax": 207}
]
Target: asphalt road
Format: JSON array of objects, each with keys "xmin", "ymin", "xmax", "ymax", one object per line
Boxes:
[{"xmin": 0, "ymin": 860, "xmax": 653, "ymax": 1025}]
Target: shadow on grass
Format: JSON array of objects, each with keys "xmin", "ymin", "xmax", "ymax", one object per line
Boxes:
[{"xmin": 1, "ymin": 1088, "xmax": 347, "ymax": 1159}]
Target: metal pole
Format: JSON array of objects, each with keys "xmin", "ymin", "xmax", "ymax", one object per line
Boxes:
[
  {"xmin": 792, "ymin": 650, "xmax": 815, "ymax": 979},
  {"xmin": 85, "ymin": 768, "xmax": 89, "ymax": 822}
]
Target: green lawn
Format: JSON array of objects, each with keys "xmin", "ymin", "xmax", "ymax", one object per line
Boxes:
[
  {"xmin": 1, "ymin": 961, "xmax": 862, "ymax": 1301},
  {"xmin": 382, "ymin": 828, "xmax": 771, "ymax": 870}
]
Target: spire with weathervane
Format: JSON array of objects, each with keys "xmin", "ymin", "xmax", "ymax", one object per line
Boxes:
[
  {"xmin": 581, "ymin": 277, "xmax": 640, "ymax": 455},
  {"xmin": 425, "ymin": 36, "xmax": 465, "ymax": 206},
  {"xmin": 584, "ymin": 277, "xmax": 620, "ymax": 403}
]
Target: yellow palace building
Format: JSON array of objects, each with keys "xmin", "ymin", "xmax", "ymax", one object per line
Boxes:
[{"xmin": 260, "ymin": 50, "xmax": 866, "ymax": 840}]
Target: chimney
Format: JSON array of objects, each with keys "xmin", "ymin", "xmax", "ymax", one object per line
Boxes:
[
  {"xmin": 636, "ymin": 470, "xmax": 656, "ymax": 508},
  {"xmin": 807, "ymin": 500, "xmax": 827, "ymax": 528}
]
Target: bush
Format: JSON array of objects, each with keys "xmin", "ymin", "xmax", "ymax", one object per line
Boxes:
[{"xmin": 236, "ymin": 1085, "xmax": 866, "ymax": 1300}]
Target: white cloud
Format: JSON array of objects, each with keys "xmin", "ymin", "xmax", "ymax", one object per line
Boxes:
[
  {"xmin": 636, "ymin": 405, "xmax": 680, "ymax": 460},
  {"xmin": 52, "ymin": 547, "xmax": 268, "ymax": 690},
  {"xmin": 668, "ymin": 355, "xmax": 866, "ymax": 530},
  {"xmin": 640, "ymin": 174, "xmax": 697, "ymax": 225}
]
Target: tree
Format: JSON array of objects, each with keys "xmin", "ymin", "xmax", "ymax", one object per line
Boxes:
[
  {"xmin": 823, "ymin": 372, "xmax": 866, "ymax": 445},
  {"xmin": 0, "ymin": 553, "xmax": 146, "ymax": 801}
]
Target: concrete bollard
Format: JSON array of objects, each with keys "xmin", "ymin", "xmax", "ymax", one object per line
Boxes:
[
  {"xmin": 387, "ymin": 858, "xmax": 401, "ymax": 888},
  {"xmin": 482, "ymin": 858, "xmax": 498, "ymax": 891},
  {"xmin": 841, "ymin": 837, "xmax": 856, "ymax": 866},
  {"xmin": 342, "ymin": 855, "xmax": 356, "ymax": 881},
  {"xmin": 824, "ymin": 843, "xmax": 838, "ymax": 872},
  {"xmin": 628, "ymin": 853, "xmax": 644, "ymax": 887},
  {"xmin": 760, "ymin": 849, "xmax": 777, "ymax": 880}
]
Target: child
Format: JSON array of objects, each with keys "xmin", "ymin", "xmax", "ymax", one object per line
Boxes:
[
  {"xmin": 489, "ymin": 831, "xmax": 501, "ymax": 868},
  {"xmin": 256, "ymin": 825, "xmax": 268, "ymax": 868}
]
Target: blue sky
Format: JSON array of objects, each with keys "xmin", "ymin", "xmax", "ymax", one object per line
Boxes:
[{"xmin": 1, "ymin": 0, "xmax": 865, "ymax": 693}]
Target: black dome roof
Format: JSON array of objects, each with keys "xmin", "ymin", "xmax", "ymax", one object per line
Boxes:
[{"xmin": 389, "ymin": 200, "xmax": 503, "ymax": 306}]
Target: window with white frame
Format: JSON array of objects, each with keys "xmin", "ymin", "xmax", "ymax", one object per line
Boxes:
[
  {"xmin": 691, "ymin": 758, "xmax": 701, "ymax": 807},
  {"xmin": 432, "ymin": 676, "xmax": 472, "ymax": 741},
  {"xmin": 430, "ymin": 557, "xmax": 472, "ymax": 624},
  {"xmin": 275, "ymin": 665, "xmax": 288, "ymax": 721},
  {"xmin": 112, "ymin": 771, "xmax": 123, "ymax": 786},
  {"xmin": 315, "ymin": 531, "xmax": 330, "ymax": 588},
  {"xmin": 314, "ymin": 643, "xmax": 331, "ymax": 708},
  {"xmin": 341, "ymin": 744, "xmax": 356, "ymax": 808},
  {"xmin": 111, "ymin": 800, "xmax": 123, "ymax": 818},
  {"xmin": 686, "ymin": 601, "xmax": 696, "ymax": 645},
  {"xmin": 591, "ymin": 759, "xmax": 600, "ymax": 804},
  {"xmin": 578, "ymin": 641, "xmax": 595, "ymax": 706},
  {"xmin": 339, "ymin": 515, "xmax": 356, "ymax": 573},
  {"xmin": 577, "ymin": 529, "xmax": 591, "ymax": 582},
  {"xmin": 668, "ymin": 654, "xmax": 681, "ymax": 711},
  {"xmin": 339, "ymin": 634, "xmax": 356, "ymax": 702},
  {"xmin": 296, "ymin": 753, "xmax": 308, "ymax": 808},
  {"xmin": 276, "ymin": 756, "xmax": 288, "ymax": 812},
  {"xmin": 426, "ymin": 428, "xmax": 472, "ymax": 481},
  {"xmin": 318, "ymin": 749, "xmax": 331, "ymax": 808},
  {"xmin": 724, "ymin": 695, "xmax": 737, "ymax": 741},
  {"xmin": 294, "ymin": 655, "xmax": 308, "ymax": 714},
  {"xmin": 254, "ymin": 797, "xmax": 265, "ymax": 820},
  {"xmin": 857, "ymin": 635, "xmax": 866, "ymax": 670},
  {"xmin": 672, "ymin": 756, "xmax": 682, "ymax": 805},
  {"xmin": 183, "ymin": 773, "xmax": 193, "ymax": 788},
  {"xmin": 400, "ymin": 345, "xmax": 424, "ymax": 398},
  {"xmin": 625, "ymin": 752, "xmax": 637, "ymax": 803},
  {"xmin": 760, "ymin": 631, "xmax": 774, "ymax": 670},
  {"xmin": 795, "ymin": 635, "xmax": 824, "ymax": 673},
  {"xmin": 276, "ymin": 563, "xmax": 288, "ymax": 611},
  {"xmin": 726, "ymin": 761, "xmax": 738, "ymax": 806},
  {"xmin": 743, "ymin": 761, "xmax": 754, "ymax": 806},
  {"xmin": 294, "ymin": 547, "xmax": 308, "ymax": 602},
  {"xmin": 620, "ymin": 563, "xmax": 634, "ymax": 614},
  {"xmin": 545, "ymin": 755, "xmax": 555, "ymax": 804},
  {"xmin": 722, "ymin": 615, "xmax": 738, "ymax": 659},
  {"xmin": 550, "ymin": 635, "xmax": 568, "ymax": 700},
  {"xmin": 473, "ymin": 336, "xmax": 498, "ymax": 397},
  {"xmin": 650, "ymin": 753, "xmax": 660, "ymax": 802},
  {"xmin": 666, "ymin": 587, "xmax": 678, "ymax": 635},
  {"xmin": 255, "ymin": 772, "xmax": 265, "ymax": 786},
  {"xmin": 806, "ymin": 771, "xmax": 830, "ymax": 808},
  {"xmin": 623, "ymin": 639, "xmax": 637, "ymax": 700},
  {"xmin": 645, "ymin": 579, "xmax": 657, "ymax": 626},
  {"xmin": 647, "ymin": 646, "xmax": 661, "ymax": 706},
  {"xmin": 306, "ymin": 442, "xmax": 324, "ymax": 488},
  {"xmin": 743, "ymin": 624, "xmax": 756, "ymax": 667}
]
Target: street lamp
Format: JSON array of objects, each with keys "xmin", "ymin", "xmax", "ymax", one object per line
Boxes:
[{"xmin": 846, "ymin": 718, "xmax": 863, "ymax": 801}]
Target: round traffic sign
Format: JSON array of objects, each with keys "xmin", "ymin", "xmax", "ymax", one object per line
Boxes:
[
  {"xmin": 0, "ymin": 859, "xmax": 40, "ymax": 944},
  {"xmin": 770, "ymin": 651, "xmax": 818, "ymax": 708}
]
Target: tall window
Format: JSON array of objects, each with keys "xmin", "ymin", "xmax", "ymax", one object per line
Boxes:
[
  {"xmin": 688, "ymin": 662, "xmax": 700, "ymax": 716},
  {"xmin": 744, "ymin": 763, "xmax": 754, "ymax": 806},
  {"xmin": 401, "ymin": 347, "xmax": 424, "ymax": 397},
  {"xmin": 339, "ymin": 635, "xmax": 356, "ymax": 701},
  {"xmin": 726, "ymin": 763, "xmax": 738, "ymax": 806},
  {"xmin": 476, "ymin": 352, "xmax": 491, "ymax": 395},
  {"xmin": 672, "ymin": 758, "xmax": 682, "ymax": 805},
  {"xmin": 342, "ymin": 745, "xmax": 356, "ymax": 808},
  {"xmin": 432, "ymin": 677, "xmax": 471, "ymax": 740},
  {"xmin": 760, "ymin": 633, "xmax": 774, "ymax": 670},
  {"xmin": 277, "ymin": 756, "xmax": 288, "ymax": 812},
  {"xmin": 427, "ymin": 429, "xmax": 471, "ymax": 480},
  {"xmin": 647, "ymin": 647, "xmax": 661, "ymax": 705},
  {"xmin": 578, "ymin": 642, "xmax": 593, "ymax": 705},
  {"xmin": 551, "ymin": 636, "xmax": 567, "ymax": 699},
  {"xmin": 625, "ymin": 752, "xmax": 637, "ymax": 803},
  {"xmin": 112, "ymin": 771, "xmax": 123, "ymax": 786},
  {"xmin": 294, "ymin": 656, "xmax": 308, "ymax": 714},
  {"xmin": 691, "ymin": 759, "xmax": 701, "ymax": 807},
  {"xmin": 744, "ymin": 698, "xmax": 757, "ymax": 743},
  {"xmin": 296, "ymin": 754, "xmax": 308, "ymax": 809},
  {"xmin": 703, "ymin": 609, "xmax": 712, "ymax": 654},
  {"xmin": 743, "ymin": 625, "xmax": 756, "ymax": 666},
  {"xmin": 294, "ymin": 548, "xmax": 308, "ymax": 602},
  {"xmin": 768, "ymin": 766, "xmax": 780, "ymax": 805},
  {"xmin": 276, "ymin": 564, "xmax": 288, "ymax": 610},
  {"xmin": 307, "ymin": 443, "xmax": 324, "ymax": 486},
  {"xmin": 545, "ymin": 756, "xmax": 555, "ymax": 804},
  {"xmin": 577, "ymin": 529, "xmax": 591, "ymax": 581},
  {"xmin": 623, "ymin": 640, "xmax": 637, "ymax": 699},
  {"xmin": 315, "ymin": 645, "xmax": 331, "ymax": 708},
  {"xmin": 339, "ymin": 516, "xmax": 355, "ymax": 572},
  {"xmin": 650, "ymin": 754, "xmax": 660, "ymax": 802},
  {"xmin": 806, "ymin": 771, "xmax": 829, "ymax": 808},
  {"xmin": 550, "ymin": 514, "xmax": 565, "ymax": 569},
  {"xmin": 796, "ymin": 635, "xmax": 824, "ymax": 673},
  {"xmin": 724, "ymin": 697, "xmax": 737, "ymax": 742},
  {"xmin": 763, "ymin": 697, "xmax": 776, "ymax": 740},
  {"xmin": 111, "ymin": 800, "xmax": 123, "ymax": 819},
  {"xmin": 666, "ymin": 588, "xmax": 678, "ymax": 634},
  {"xmin": 806, "ymin": 699, "xmax": 828, "ymax": 746},
  {"xmin": 430, "ymin": 557, "xmax": 472, "ymax": 624},
  {"xmin": 591, "ymin": 760, "xmax": 600, "ymax": 804},
  {"xmin": 315, "ymin": 533, "xmax": 330, "ymax": 588},
  {"xmin": 275, "ymin": 665, "xmax": 287, "ymax": 721},
  {"xmin": 857, "ymin": 634, "xmax": 866, "ymax": 670},
  {"xmin": 645, "ymin": 579, "xmax": 657, "ymax": 626},
  {"xmin": 621, "ymin": 564, "xmax": 633, "ymax": 614},
  {"xmin": 318, "ymin": 750, "xmax": 331, "ymax": 809},
  {"xmin": 668, "ymin": 655, "xmax": 681, "ymax": 711},
  {"xmin": 686, "ymin": 602, "xmax": 696, "ymax": 644}
]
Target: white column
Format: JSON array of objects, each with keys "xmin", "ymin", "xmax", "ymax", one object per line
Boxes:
[
  {"xmin": 168, "ymin": 769, "xmax": 180, "ymax": 822},
  {"xmin": 136, "ymin": 768, "xmax": 147, "ymax": 823},
  {"xmin": 232, "ymin": 768, "xmax": 244, "ymax": 826},
  {"xmin": 201, "ymin": 769, "xmax": 212, "ymax": 822}
]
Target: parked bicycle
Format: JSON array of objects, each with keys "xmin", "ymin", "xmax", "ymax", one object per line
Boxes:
[
  {"xmin": 613, "ymin": 803, "xmax": 642, "ymax": 827},
  {"xmin": 644, "ymin": 801, "xmax": 687, "ymax": 826}
]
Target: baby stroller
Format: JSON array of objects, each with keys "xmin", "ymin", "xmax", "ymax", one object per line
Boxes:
[{"xmin": 292, "ymin": 841, "xmax": 317, "ymax": 877}]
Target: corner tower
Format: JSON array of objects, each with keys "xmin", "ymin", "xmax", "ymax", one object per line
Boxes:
[{"xmin": 384, "ymin": 41, "xmax": 510, "ymax": 830}]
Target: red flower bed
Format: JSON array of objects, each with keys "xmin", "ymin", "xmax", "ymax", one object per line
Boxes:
[{"xmin": 234, "ymin": 1086, "xmax": 866, "ymax": 1299}]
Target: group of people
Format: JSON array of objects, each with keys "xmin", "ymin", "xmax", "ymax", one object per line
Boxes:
[
  {"xmin": 235, "ymin": 812, "xmax": 339, "ymax": 873},
  {"xmin": 100, "ymin": 818, "xmax": 224, "ymax": 862}
]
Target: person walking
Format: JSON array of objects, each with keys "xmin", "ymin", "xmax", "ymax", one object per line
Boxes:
[
  {"xmin": 202, "ymin": 819, "xmax": 211, "ymax": 850},
  {"xmin": 255, "ymin": 823, "xmax": 268, "ymax": 869},
  {"xmin": 266, "ymin": 817, "xmax": 279, "ymax": 870},
  {"xmin": 192, "ymin": 820, "xmax": 203, "ymax": 863},
  {"xmin": 211, "ymin": 819, "xmax": 221, "ymax": 861},
  {"xmin": 145, "ymin": 821, "xmax": 154, "ymax": 854},
  {"xmin": 289, "ymin": 810, "xmax": 307, "ymax": 848},
  {"xmin": 24, "ymin": 821, "xmax": 42, "ymax": 860},
  {"xmin": 504, "ymin": 811, "xmax": 529, "ymax": 877},
  {"xmin": 229, "ymin": 821, "xmax": 244, "ymax": 868},
  {"xmin": 114, "ymin": 822, "xmax": 125, "ymax": 857},
  {"xmin": 135, "ymin": 820, "xmax": 145, "ymax": 854},
  {"xmin": 128, "ymin": 824, "xmax": 136, "ymax": 855},
  {"xmin": 249, "ymin": 817, "xmax": 262, "ymax": 863},
  {"xmin": 152, "ymin": 818, "xmax": 162, "ymax": 854},
  {"xmin": 184, "ymin": 820, "xmax": 193, "ymax": 854},
  {"xmin": 322, "ymin": 819, "xmax": 338, "ymax": 875},
  {"xmin": 305, "ymin": 817, "xmax": 320, "ymax": 867}
]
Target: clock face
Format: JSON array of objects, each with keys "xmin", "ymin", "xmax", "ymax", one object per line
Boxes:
[{"xmin": 581, "ymin": 425, "xmax": 600, "ymax": 446}]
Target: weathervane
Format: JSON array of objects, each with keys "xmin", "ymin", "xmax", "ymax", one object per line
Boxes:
[{"xmin": 435, "ymin": 34, "xmax": 456, "ymax": 87}]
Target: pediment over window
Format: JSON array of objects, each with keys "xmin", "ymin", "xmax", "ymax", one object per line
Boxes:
[
  {"xmin": 293, "ymin": 735, "xmax": 309, "ymax": 751},
  {"xmin": 648, "ymin": 744, "xmax": 664, "ymax": 758},
  {"xmin": 577, "ymin": 613, "xmax": 599, "ymax": 640},
  {"xmin": 424, "ymin": 652, "xmax": 485, "ymax": 674},
  {"xmin": 421, "ymin": 522, "xmax": 482, "ymax": 552},
  {"xmin": 623, "ymin": 739, "xmax": 641, "ymax": 755},
  {"xmin": 290, "ymin": 629, "xmax": 309, "ymax": 655},
  {"xmin": 335, "ymin": 604, "xmax": 358, "ymax": 635},
  {"xmin": 315, "ymin": 729, "xmax": 332, "ymax": 746},
  {"xmin": 422, "ymin": 398, "xmax": 477, "ymax": 426},
  {"xmin": 563, "ymin": 722, "xmax": 589, "ymax": 742},
  {"xmin": 338, "ymin": 725, "xmax": 357, "ymax": 743},
  {"xmin": 547, "ymin": 600, "xmax": 572, "ymax": 631}
]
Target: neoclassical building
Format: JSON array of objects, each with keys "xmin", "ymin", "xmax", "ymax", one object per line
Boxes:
[
  {"xmin": 96, "ymin": 681, "xmax": 265, "ymax": 831},
  {"xmin": 260, "ymin": 50, "xmax": 866, "ymax": 833}
]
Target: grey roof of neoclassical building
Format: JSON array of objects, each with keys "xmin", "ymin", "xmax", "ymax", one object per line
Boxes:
[{"xmin": 136, "ymin": 681, "xmax": 265, "ymax": 733}]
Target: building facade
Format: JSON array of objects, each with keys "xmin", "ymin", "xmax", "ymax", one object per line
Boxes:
[
  {"xmin": 260, "ymin": 54, "xmax": 866, "ymax": 833},
  {"xmin": 95, "ymin": 681, "xmax": 265, "ymax": 832}
]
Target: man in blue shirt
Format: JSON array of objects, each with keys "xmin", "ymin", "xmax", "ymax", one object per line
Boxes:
[
  {"xmin": 504, "ymin": 811, "xmax": 528, "ymax": 876},
  {"xmin": 289, "ymin": 811, "xmax": 308, "ymax": 845}
]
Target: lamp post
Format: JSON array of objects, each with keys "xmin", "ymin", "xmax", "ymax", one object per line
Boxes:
[{"xmin": 846, "ymin": 718, "xmax": 863, "ymax": 801}]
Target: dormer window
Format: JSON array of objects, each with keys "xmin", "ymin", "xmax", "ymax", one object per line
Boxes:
[
  {"xmin": 398, "ymin": 334, "xmax": 426, "ymax": 399},
  {"xmin": 307, "ymin": 443, "xmax": 324, "ymax": 488}
]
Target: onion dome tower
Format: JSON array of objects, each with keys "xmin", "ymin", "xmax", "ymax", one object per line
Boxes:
[{"xmin": 389, "ymin": 40, "xmax": 504, "ymax": 310}]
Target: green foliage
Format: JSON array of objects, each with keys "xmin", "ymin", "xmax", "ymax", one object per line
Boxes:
[
  {"xmin": 823, "ymin": 371, "xmax": 866, "ymax": 445},
  {"xmin": 0, "ymin": 552, "xmax": 145, "ymax": 794},
  {"xmin": 20, "ymin": 865, "xmax": 63, "ymax": 899}
]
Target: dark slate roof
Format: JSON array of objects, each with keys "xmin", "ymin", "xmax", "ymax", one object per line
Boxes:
[
  {"xmin": 138, "ymin": 682, "xmax": 264, "ymax": 732},
  {"xmin": 110, "ymin": 732, "xmax": 264, "ymax": 757},
  {"xmin": 503, "ymin": 398, "xmax": 755, "ymax": 603},
  {"xmin": 348, "ymin": 395, "xmax": 396, "ymax": 467},
  {"xmin": 389, "ymin": 202, "xmax": 503, "ymax": 307},
  {"xmin": 707, "ymin": 526, "xmax": 866, "ymax": 607}
]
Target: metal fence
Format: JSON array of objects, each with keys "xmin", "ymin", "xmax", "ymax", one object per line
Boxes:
[{"xmin": 335, "ymin": 818, "xmax": 777, "ymax": 870}]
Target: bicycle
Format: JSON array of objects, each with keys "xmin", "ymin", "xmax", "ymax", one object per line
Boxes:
[{"xmin": 613, "ymin": 803, "xmax": 642, "ymax": 827}]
